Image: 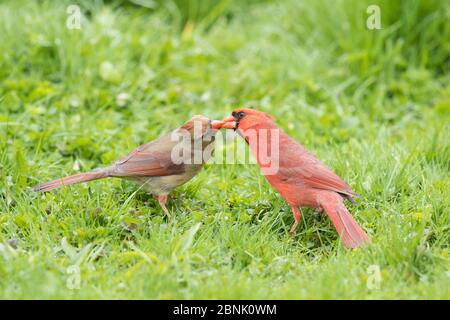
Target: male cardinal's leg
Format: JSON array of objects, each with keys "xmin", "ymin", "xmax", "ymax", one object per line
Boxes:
[
  {"xmin": 157, "ymin": 194, "xmax": 171, "ymax": 219},
  {"xmin": 289, "ymin": 206, "xmax": 302, "ymax": 235}
]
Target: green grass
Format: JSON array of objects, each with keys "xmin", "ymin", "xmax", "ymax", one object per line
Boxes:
[{"xmin": 0, "ymin": 0, "xmax": 449, "ymax": 299}]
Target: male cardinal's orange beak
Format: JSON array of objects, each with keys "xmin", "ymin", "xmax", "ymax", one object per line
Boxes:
[
  {"xmin": 219, "ymin": 115, "xmax": 237, "ymax": 129},
  {"xmin": 211, "ymin": 117, "xmax": 237, "ymax": 130}
]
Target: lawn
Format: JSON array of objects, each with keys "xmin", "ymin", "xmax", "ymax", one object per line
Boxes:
[{"xmin": 0, "ymin": 0, "xmax": 449, "ymax": 299}]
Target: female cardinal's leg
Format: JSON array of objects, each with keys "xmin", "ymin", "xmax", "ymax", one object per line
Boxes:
[
  {"xmin": 289, "ymin": 206, "xmax": 302, "ymax": 235},
  {"xmin": 157, "ymin": 194, "xmax": 171, "ymax": 219}
]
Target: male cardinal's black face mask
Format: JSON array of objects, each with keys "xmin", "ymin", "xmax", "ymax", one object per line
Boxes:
[{"xmin": 231, "ymin": 111, "xmax": 245, "ymax": 130}]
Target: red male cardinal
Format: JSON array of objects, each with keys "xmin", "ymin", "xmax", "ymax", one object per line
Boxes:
[
  {"xmin": 33, "ymin": 115, "xmax": 225, "ymax": 218},
  {"xmin": 220, "ymin": 109, "xmax": 369, "ymax": 248}
]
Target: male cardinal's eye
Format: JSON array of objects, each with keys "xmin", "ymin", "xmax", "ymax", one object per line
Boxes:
[{"xmin": 232, "ymin": 111, "xmax": 245, "ymax": 120}]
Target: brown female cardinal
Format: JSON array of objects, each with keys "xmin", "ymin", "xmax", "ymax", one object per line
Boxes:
[
  {"xmin": 33, "ymin": 115, "xmax": 225, "ymax": 219},
  {"xmin": 220, "ymin": 109, "xmax": 369, "ymax": 248}
]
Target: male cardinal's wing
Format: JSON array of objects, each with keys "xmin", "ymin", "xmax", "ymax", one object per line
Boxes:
[
  {"xmin": 278, "ymin": 136, "xmax": 356, "ymax": 197},
  {"xmin": 110, "ymin": 133, "xmax": 185, "ymax": 177}
]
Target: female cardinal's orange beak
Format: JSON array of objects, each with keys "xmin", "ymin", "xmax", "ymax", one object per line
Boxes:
[
  {"xmin": 211, "ymin": 117, "xmax": 237, "ymax": 130},
  {"xmin": 211, "ymin": 120, "xmax": 225, "ymax": 130}
]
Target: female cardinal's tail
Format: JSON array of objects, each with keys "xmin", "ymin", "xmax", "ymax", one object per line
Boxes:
[
  {"xmin": 317, "ymin": 191, "xmax": 369, "ymax": 248},
  {"xmin": 32, "ymin": 171, "xmax": 108, "ymax": 192}
]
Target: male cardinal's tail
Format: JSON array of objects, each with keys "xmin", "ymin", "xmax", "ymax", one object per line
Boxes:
[
  {"xmin": 32, "ymin": 171, "xmax": 108, "ymax": 192},
  {"xmin": 317, "ymin": 191, "xmax": 369, "ymax": 248}
]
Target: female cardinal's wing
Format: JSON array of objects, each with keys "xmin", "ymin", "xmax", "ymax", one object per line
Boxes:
[
  {"xmin": 278, "ymin": 136, "xmax": 357, "ymax": 197},
  {"xmin": 110, "ymin": 133, "xmax": 185, "ymax": 177}
]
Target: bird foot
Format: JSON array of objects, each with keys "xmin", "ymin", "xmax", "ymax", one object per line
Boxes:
[
  {"xmin": 289, "ymin": 221, "xmax": 299, "ymax": 236},
  {"xmin": 157, "ymin": 194, "xmax": 172, "ymax": 220},
  {"xmin": 162, "ymin": 207, "xmax": 172, "ymax": 220}
]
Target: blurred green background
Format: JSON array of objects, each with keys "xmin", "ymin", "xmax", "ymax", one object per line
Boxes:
[{"xmin": 0, "ymin": 0, "xmax": 449, "ymax": 299}]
